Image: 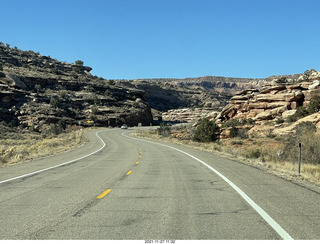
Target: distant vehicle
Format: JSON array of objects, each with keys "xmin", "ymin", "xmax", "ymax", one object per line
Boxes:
[
  {"xmin": 166, "ymin": 122, "xmax": 172, "ymax": 126},
  {"xmin": 121, "ymin": 124, "xmax": 128, "ymax": 129}
]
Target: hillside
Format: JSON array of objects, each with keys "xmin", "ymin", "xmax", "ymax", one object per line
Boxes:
[
  {"xmin": 124, "ymin": 73, "xmax": 301, "ymax": 122},
  {"xmin": 118, "ymin": 79, "xmax": 232, "ymax": 112},
  {"xmin": 0, "ymin": 42, "xmax": 309, "ymax": 132},
  {"xmin": 0, "ymin": 43, "xmax": 153, "ymax": 132}
]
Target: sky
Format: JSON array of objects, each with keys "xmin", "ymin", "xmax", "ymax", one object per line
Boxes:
[{"xmin": 1, "ymin": 0, "xmax": 320, "ymax": 80}]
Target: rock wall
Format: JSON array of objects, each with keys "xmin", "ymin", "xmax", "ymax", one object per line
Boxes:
[
  {"xmin": 162, "ymin": 108, "xmax": 219, "ymax": 123},
  {"xmin": 216, "ymin": 69, "xmax": 320, "ymax": 137}
]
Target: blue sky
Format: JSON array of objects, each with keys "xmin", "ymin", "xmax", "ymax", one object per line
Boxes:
[{"xmin": 1, "ymin": 0, "xmax": 319, "ymax": 79}]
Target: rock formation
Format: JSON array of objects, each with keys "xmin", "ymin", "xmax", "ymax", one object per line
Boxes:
[
  {"xmin": 162, "ymin": 108, "xmax": 219, "ymax": 123},
  {"xmin": 0, "ymin": 43, "xmax": 153, "ymax": 131},
  {"xmin": 216, "ymin": 69, "xmax": 320, "ymax": 137}
]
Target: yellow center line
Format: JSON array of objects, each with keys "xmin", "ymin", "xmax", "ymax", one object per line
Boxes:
[
  {"xmin": 139, "ymin": 155, "xmax": 142, "ymax": 158},
  {"xmin": 97, "ymin": 189, "xmax": 112, "ymax": 199},
  {"xmin": 136, "ymin": 161, "xmax": 139, "ymax": 165},
  {"xmin": 126, "ymin": 170, "xmax": 132, "ymax": 175}
]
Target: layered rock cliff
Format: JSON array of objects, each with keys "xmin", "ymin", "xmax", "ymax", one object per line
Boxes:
[
  {"xmin": 0, "ymin": 43, "xmax": 153, "ymax": 131},
  {"xmin": 216, "ymin": 69, "xmax": 320, "ymax": 137}
]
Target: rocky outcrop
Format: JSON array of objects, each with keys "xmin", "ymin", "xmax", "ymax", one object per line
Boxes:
[
  {"xmin": 162, "ymin": 108, "xmax": 219, "ymax": 123},
  {"xmin": 216, "ymin": 69, "xmax": 320, "ymax": 137},
  {"xmin": 0, "ymin": 43, "xmax": 153, "ymax": 131},
  {"xmin": 273, "ymin": 113, "xmax": 320, "ymax": 135}
]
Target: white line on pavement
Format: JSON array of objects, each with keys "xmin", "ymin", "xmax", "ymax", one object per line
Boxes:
[
  {"xmin": 122, "ymin": 132, "xmax": 293, "ymax": 240},
  {"xmin": 0, "ymin": 130, "xmax": 107, "ymax": 185}
]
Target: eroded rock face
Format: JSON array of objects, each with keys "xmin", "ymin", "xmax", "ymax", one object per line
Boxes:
[
  {"xmin": 162, "ymin": 108, "xmax": 219, "ymax": 123},
  {"xmin": 216, "ymin": 69, "xmax": 320, "ymax": 137},
  {"xmin": 0, "ymin": 44, "xmax": 153, "ymax": 131}
]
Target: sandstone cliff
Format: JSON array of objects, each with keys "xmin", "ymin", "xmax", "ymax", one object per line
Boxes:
[{"xmin": 216, "ymin": 69, "xmax": 320, "ymax": 137}]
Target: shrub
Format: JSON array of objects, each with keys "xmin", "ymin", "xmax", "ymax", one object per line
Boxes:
[
  {"xmin": 276, "ymin": 117, "xmax": 285, "ymax": 124},
  {"xmin": 91, "ymin": 106, "xmax": 99, "ymax": 115},
  {"xmin": 156, "ymin": 122, "xmax": 171, "ymax": 137},
  {"xmin": 222, "ymin": 119, "xmax": 241, "ymax": 128},
  {"xmin": 229, "ymin": 125, "xmax": 238, "ymax": 138},
  {"xmin": 34, "ymin": 84, "xmax": 43, "ymax": 93},
  {"xmin": 244, "ymin": 148, "xmax": 261, "ymax": 159},
  {"xmin": 287, "ymin": 107, "xmax": 308, "ymax": 122},
  {"xmin": 306, "ymin": 95, "xmax": 320, "ymax": 114},
  {"xmin": 275, "ymin": 77, "xmax": 288, "ymax": 84},
  {"xmin": 75, "ymin": 60, "xmax": 84, "ymax": 66},
  {"xmin": 50, "ymin": 96, "xmax": 59, "ymax": 108},
  {"xmin": 281, "ymin": 122, "xmax": 320, "ymax": 165},
  {"xmin": 193, "ymin": 118, "xmax": 220, "ymax": 142},
  {"xmin": 237, "ymin": 129, "xmax": 249, "ymax": 139},
  {"xmin": 229, "ymin": 125, "xmax": 248, "ymax": 139}
]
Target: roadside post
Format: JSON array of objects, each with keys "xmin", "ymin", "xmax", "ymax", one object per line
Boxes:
[{"xmin": 298, "ymin": 140, "xmax": 301, "ymax": 175}]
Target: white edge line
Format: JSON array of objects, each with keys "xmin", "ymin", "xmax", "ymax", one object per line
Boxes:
[
  {"xmin": 122, "ymin": 132, "xmax": 294, "ymax": 240},
  {"xmin": 0, "ymin": 130, "xmax": 106, "ymax": 185}
]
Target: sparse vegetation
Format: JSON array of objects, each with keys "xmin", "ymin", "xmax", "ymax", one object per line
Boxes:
[
  {"xmin": 75, "ymin": 60, "xmax": 84, "ymax": 66},
  {"xmin": 222, "ymin": 118, "xmax": 254, "ymax": 128},
  {"xmin": 275, "ymin": 77, "xmax": 288, "ymax": 84},
  {"xmin": 134, "ymin": 123, "xmax": 320, "ymax": 186},
  {"xmin": 287, "ymin": 96, "xmax": 320, "ymax": 122},
  {"xmin": 0, "ymin": 126, "xmax": 85, "ymax": 165},
  {"xmin": 281, "ymin": 122, "xmax": 320, "ymax": 165},
  {"xmin": 156, "ymin": 122, "xmax": 172, "ymax": 137}
]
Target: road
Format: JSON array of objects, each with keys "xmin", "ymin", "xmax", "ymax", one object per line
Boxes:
[{"xmin": 0, "ymin": 128, "xmax": 319, "ymax": 240}]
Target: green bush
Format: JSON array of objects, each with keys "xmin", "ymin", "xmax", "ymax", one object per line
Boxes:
[
  {"xmin": 306, "ymin": 95, "xmax": 320, "ymax": 114},
  {"xmin": 229, "ymin": 125, "xmax": 238, "ymax": 138},
  {"xmin": 276, "ymin": 117, "xmax": 285, "ymax": 124},
  {"xmin": 222, "ymin": 118, "xmax": 254, "ymax": 128},
  {"xmin": 275, "ymin": 77, "xmax": 288, "ymax": 84},
  {"xmin": 287, "ymin": 107, "xmax": 308, "ymax": 122},
  {"xmin": 229, "ymin": 125, "xmax": 248, "ymax": 139},
  {"xmin": 222, "ymin": 119, "xmax": 242, "ymax": 128},
  {"xmin": 193, "ymin": 118, "xmax": 220, "ymax": 142},
  {"xmin": 50, "ymin": 96, "xmax": 59, "ymax": 108},
  {"xmin": 75, "ymin": 60, "xmax": 84, "ymax": 66}
]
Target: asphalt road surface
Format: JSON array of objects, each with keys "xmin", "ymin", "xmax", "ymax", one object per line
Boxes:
[{"xmin": 0, "ymin": 128, "xmax": 319, "ymax": 240}]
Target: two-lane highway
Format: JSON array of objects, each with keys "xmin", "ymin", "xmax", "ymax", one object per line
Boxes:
[{"xmin": 0, "ymin": 128, "xmax": 319, "ymax": 239}]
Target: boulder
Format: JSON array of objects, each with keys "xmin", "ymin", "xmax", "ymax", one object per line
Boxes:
[
  {"xmin": 254, "ymin": 111, "xmax": 273, "ymax": 120},
  {"xmin": 282, "ymin": 110, "xmax": 297, "ymax": 119},
  {"xmin": 308, "ymin": 80, "xmax": 320, "ymax": 90},
  {"xmin": 260, "ymin": 85, "xmax": 286, "ymax": 94}
]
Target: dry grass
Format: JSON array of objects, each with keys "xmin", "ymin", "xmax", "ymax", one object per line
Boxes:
[
  {"xmin": 133, "ymin": 128, "xmax": 320, "ymax": 187},
  {"xmin": 0, "ymin": 128, "xmax": 85, "ymax": 165}
]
